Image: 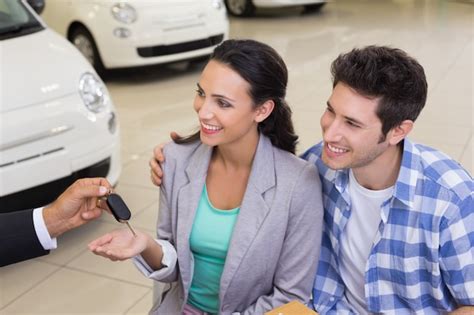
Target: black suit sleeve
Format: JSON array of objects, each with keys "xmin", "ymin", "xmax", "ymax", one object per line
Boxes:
[{"xmin": 0, "ymin": 209, "xmax": 50, "ymax": 267}]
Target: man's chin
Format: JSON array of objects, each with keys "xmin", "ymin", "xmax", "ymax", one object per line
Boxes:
[{"xmin": 322, "ymin": 155, "xmax": 345, "ymax": 170}]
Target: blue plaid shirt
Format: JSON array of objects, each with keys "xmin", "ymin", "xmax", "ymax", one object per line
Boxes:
[{"xmin": 301, "ymin": 139, "xmax": 474, "ymax": 314}]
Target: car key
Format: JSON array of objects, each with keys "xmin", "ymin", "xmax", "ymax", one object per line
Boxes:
[{"xmin": 104, "ymin": 193, "xmax": 137, "ymax": 237}]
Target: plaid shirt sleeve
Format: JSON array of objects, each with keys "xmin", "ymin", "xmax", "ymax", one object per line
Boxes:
[{"xmin": 438, "ymin": 191, "xmax": 474, "ymax": 304}]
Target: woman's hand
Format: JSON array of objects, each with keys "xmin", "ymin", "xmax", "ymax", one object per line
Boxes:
[{"xmin": 88, "ymin": 229, "xmax": 149, "ymax": 261}]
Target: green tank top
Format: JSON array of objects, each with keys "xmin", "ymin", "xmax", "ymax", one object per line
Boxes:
[{"xmin": 188, "ymin": 185, "xmax": 240, "ymax": 314}]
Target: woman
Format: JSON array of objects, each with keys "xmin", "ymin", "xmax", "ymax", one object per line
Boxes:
[{"xmin": 89, "ymin": 39, "xmax": 323, "ymax": 315}]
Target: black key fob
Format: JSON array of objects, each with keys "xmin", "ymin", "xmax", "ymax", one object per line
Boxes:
[{"xmin": 106, "ymin": 193, "xmax": 131, "ymax": 222}]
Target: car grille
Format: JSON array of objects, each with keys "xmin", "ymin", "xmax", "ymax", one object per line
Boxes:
[
  {"xmin": 137, "ymin": 34, "xmax": 224, "ymax": 58},
  {"xmin": 0, "ymin": 158, "xmax": 111, "ymax": 213},
  {"xmin": 0, "ymin": 147, "xmax": 65, "ymax": 168}
]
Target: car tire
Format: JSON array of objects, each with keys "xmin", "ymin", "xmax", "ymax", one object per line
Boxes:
[
  {"xmin": 224, "ymin": 0, "xmax": 255, "ymax": 17},
  {"xmin": 70, "ymin": 26, "xmax": 106, "ymax": 76},
  {"xmin": 304, "ymin": 3, "xmax": 326, "ymax": 12}
]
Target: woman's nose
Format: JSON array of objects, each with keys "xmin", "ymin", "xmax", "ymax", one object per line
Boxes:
[{"xmin": 198, "ymin": 101, "xmax": 213, "ymax": 120}]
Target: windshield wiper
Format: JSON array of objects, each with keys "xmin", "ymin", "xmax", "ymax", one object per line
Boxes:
[{"xmin": 0, "ymin": 21, "xmax": 42, "ymax": 36}]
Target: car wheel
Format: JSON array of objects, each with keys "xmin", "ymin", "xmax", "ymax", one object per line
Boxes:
[
  {"xmin": 304, "ymin": 3, "xmax": 326, "ymax": 12},
  {"xmin": 224, "ymin": 0, "xmax": 255, "ymax": 17},
  {"xmin": 70, "ymin": 26, "xmax": 106, "ymax": 76}
]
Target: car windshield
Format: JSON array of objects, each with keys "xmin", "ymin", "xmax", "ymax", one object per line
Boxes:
[{"xmin": 0, "ymin": 0, "xmax": 43, "ymax": 40}]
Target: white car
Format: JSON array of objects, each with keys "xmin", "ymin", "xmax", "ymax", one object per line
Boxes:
[
  {"xmin": 224, "ymin": 0, "xmax": 326, "ymax": 16},
  {"xmin": 41, "ymin": 0, "xmax": 229, "ymax": 74},
  {"xmin": 0, "ymin": 0, "xmax": 121, "ymax": 212}
]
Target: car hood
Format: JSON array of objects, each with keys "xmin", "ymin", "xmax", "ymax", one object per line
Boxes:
[{"xmin": 0, "ymin": 29, "xmax": 93, "ymax": 113}]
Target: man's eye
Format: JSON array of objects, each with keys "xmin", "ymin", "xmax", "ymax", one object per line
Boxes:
[
  {"xmin": 326, "ymin": 107, "xmax": 334, "ymax": 113},
  {"xmin": 346, "ymin": 121, "xmax": 359, "ymax": 128}
]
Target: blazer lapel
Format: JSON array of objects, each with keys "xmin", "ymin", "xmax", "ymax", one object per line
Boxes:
[
  {"xmin": 176, "ymin": 143, "xmax": 212, "ymax": 292},
  {"xmin": 219, "ymin": 135, "xmax": 276, "ymax": 299}
]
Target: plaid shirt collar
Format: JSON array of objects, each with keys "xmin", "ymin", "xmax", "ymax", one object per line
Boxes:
[{"xmin": 330, "ymin": 139, "xmax": 419, "ymax": 213}]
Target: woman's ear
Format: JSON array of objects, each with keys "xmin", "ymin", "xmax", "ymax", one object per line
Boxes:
[{"xmin": 255, "ymin": 100, "xmax": 275, "ymax": 123}]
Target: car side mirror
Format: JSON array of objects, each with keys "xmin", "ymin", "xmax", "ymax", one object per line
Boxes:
[{"xmin": 26, "ymin": 0, "xmax": 45, "ymax": 15}]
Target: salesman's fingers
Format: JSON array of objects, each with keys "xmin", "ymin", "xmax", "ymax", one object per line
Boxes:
[
  {"xmin": 73, "ymin": 182, "xmax": 110, "ymax": 200},
  {"xmin": 95, "ymin": 197, "xmax": 112, "ymax": 214},
  {"xmin": 75, "ymin": 177, "xmax": 112, "ymax": 190},
  {"xmin": 87, "ymin": 177, "xmax": 112, "ymax": 189},
  {"xmin": 81, "ymin": 208, "xmax": 102, "ymax": 221}
]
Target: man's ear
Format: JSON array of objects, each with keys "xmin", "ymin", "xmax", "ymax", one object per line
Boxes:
[
  {"xmin": 255, "ymin": 100, "xmax": 275, "ymax": 123},
  {"xmin": 387, "ymin": 120, "xmax": 414, "ymax": 146}
]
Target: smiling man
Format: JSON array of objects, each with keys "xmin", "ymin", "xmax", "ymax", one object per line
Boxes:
[{"xmin": 301, "ymin": 46, "xmax": 473, "ymax": 314}]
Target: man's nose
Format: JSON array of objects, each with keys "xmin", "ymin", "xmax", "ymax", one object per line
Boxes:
[{"xmin": 323, "ymin": 119, "xmax": 343, "ymax": 142}]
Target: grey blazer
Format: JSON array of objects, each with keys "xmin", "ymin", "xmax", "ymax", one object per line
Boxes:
[{"xmin": 153, "ymin": 135, "xmax": 323, "ymax": 315}]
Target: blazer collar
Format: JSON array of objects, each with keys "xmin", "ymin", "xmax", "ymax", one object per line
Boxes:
[
  {"xmin": 176, "ymin": 142, "xmax": 212, "ymax": 291},
  {"xmin": 184, "ymin": 143, "xmax": 213, "ymax": 181},
  {"xmin": 246, "ymin": 134, "xmax": 276, "ymax": 194},
  {"xmin": 183, "ymin": 134, "xmax": 275, "ymax": 189},
  {"xmin": 220, "ymin": 134, "xmax": 276, "ymax": 299},
  {"xmin": 177, "ymin": 135, "xmax": 277, "ymax": 297}
]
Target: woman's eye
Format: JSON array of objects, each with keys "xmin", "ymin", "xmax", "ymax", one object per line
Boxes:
[
  {"xmin": 218, "ymin": 100, "xmax": 232, "ymax": 108},
  {"xmin": 195, "ymin": 89, "xmax": 204, "ymax": 97}
]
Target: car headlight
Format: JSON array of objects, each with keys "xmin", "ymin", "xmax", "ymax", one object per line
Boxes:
[
  {"xmin": 111, "ymin": 3, "xmax": 137, "ymax": 24},
  {"xmin": 211, "ymin": 0, "xmax": 223, "ymax": 9},
  {"xmin": 79, "ymin": 72, "xmax": 109, "ymax": 113}
]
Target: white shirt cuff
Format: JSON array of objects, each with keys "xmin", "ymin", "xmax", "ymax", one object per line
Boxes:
[
  {"xmin": 33, "ymin": 207, "xmax": 57, "ymax": 251},
  {"xmin": 132, "ymin": 239, "xmax": 177, "ymax": 281}
]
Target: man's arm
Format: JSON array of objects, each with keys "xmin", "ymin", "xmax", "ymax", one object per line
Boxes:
[
  {"xmin": 0, "ymin": 178, "xmax": 111, "ymax": 267},
  {"xmin": 439, "ymin": 196, "xmax": 474, "ymax": 310},
  {"xmin": 0, "ymin": 209, "xmax": 49, "ymax": 267}
]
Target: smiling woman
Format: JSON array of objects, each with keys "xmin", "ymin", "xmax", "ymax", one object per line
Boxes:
[{"xmin": 88, "ymin": 39, "xmax": 324, "ymax": 315}]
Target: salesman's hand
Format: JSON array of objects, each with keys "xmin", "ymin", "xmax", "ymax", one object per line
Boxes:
[
  {"xmin": 149, "ymin": 131, "xmax": 178, "ymax": 186},
  {"xmin": 43, "ymin": 178, "xmax": 112, "ymax": 238}
]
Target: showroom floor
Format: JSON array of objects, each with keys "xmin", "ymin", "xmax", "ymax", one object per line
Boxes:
[{"xmin": 1, "ymin": 0, "xmax": 472, "ymax": 314}]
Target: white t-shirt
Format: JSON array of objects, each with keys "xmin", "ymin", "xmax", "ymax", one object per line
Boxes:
[{"xmin": 339, "ymin": 170, "xmax": 393, "ymax": 315}]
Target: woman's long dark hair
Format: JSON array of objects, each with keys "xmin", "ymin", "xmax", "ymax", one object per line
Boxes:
[{"xmin": 175, "ymin": 39, "xmax": 298, "ymax": 154}]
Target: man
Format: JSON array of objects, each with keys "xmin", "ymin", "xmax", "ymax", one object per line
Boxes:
[
  {"xmin": 149, "ymin": 46, "xmax": 473, "ymax": 314},
  {"xmin": 0, "ymin": 177, "xmax": 111, "ymax": 267},
  {"xmin": 299, "ymin": 46, "xmax": 473, "ymax": 314}
]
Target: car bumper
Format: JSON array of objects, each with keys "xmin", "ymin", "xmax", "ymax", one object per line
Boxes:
[
  {"xmin": 0, "ymin": 92, "xmax": 121, "ymax": 212},
  {"xmin": 253, "ymin": 0, "xmax": 325, "ymax": 7},
  {"xmin": 92, "ymin": 5, "xmax": 229, "ymax": 68}
]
